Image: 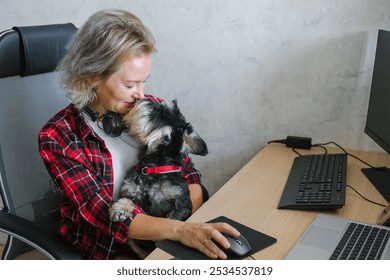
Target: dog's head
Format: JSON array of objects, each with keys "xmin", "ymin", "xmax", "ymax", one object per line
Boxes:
[{"xmin": 123, "ymin": 99, "xmax": 208, "ymax": 156}]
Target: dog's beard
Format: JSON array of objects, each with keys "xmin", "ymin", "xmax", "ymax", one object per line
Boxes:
[
  {"xmin": 183, "ymin": 130, "xmax": 208, "ymax": 156},
  {"xmin": 123, "ymin": 99, "xmax": 152, "ymax": 142}
]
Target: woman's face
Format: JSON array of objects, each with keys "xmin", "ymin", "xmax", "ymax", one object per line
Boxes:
[{"xmin": 92, "ymin": 53, "xmax": 152, "ymax": 116}]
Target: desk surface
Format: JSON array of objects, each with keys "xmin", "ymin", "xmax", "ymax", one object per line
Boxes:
[{"xmin": 146, "ymin": 144, "xmax": 389, "ymax": 260}]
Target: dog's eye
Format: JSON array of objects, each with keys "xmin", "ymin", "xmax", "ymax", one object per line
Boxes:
[
  {"xmin": 186, "ymin": 123, "xmax": 193, "ymax": 134},
  {"xmin": 177, "ymin": 127, "xmax": 184, "ymax": 134},
  {"xmin": 163, "ymin": 134, "xmax": 171, "ymax": 145}
]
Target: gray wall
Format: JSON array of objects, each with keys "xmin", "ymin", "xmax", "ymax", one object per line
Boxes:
[{"xmin": 1, "ymin": 0, "xmax": 390, "ymax": 198}]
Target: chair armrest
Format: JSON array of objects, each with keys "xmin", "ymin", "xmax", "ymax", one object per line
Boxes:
[{"xmin": 0, "ymin": 210, "xmax": 82, "ymax": 260}]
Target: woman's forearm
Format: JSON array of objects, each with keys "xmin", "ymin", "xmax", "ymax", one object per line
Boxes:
[
  {"xmin": 128, "ymin": 214, "xmax": 182, "ymax": 241},
  {"xmin": 189, "ymin": 183, "xmax": 203, "ymax": 213}
]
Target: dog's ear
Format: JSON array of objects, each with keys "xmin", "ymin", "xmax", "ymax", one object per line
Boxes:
[
  {"xmin": 172, "ymin": 99, "xmax": 178, "ymax": 109},
  {"xmin": 183, "ymin": 124, "xmax": 208, "ymax": 156},
  {"xmin": 171, "ymin": 99, "xmax": 183, "ymax": 115}
]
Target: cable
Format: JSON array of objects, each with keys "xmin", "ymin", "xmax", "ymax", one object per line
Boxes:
[
  {"xmin": 268, "ymin": 137, "xmax": 388, "ymax": 170},
  {"xmin": 267, "ymin": 139, "xmax": 286, "ymax": 145},
  {"xmin": 312, "ymin": 145, "xmax": 328, "ymax": 154},
  {"xmin": 292, "ymin": 148, "xmax": 301, "ymax": 156},
  {"xmin": 347, "ymin": 185, "xmax": 387, "ymax": 207},
  {"xmin": 313, "ymin": 141, "xmax": 390, "ymax": 171}
]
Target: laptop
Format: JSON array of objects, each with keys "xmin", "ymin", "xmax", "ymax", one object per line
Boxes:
[{"xmin": 285, "ymin": 214, "xmax": 390, "ymax": 260}]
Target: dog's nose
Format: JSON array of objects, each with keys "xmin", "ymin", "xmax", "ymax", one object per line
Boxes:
[
  {"xmin": 201, "ymin": 150, "xmax": 208, "ymax": 156},
  {"xmin": 200, "ymin": 145, "xmax": 208, "ymax": 156}
]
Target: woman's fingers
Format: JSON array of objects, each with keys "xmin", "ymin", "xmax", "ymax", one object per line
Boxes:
[
  {"xmin": 201, "ymin": 237, "xmax": 222, "ymax": 259},
  {"xmin": 200, "ymin": 222, "xmax": 241, "ymax": 259},
  {"xmin": 177, "ymin": 221, "xmax": 241, "ymax": 259}
]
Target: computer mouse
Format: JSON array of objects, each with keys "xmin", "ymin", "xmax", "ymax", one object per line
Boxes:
[{"xmin": 216, "ymin": 233, "xmax": 252, "ymax": 258}]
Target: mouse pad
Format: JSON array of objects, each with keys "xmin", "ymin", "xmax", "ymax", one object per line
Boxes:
[{"xmin": 155, "ymin": 216, "xmax": 277, "ymax": 260}]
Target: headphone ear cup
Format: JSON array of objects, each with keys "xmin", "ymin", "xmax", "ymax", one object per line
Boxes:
[{"xmin": 102, "ymin": 112, "xmax": 123, "ymax": 137}]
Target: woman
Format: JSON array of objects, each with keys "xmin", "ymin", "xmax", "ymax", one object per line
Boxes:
[{"xmin": 38, "ymin": 8, "xmax": 239, "ymax": 260}]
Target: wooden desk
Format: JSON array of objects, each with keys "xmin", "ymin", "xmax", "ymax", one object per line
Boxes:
[{"xmin": 146, "ymin": 144, "xmax": 389, "ymax": 259}]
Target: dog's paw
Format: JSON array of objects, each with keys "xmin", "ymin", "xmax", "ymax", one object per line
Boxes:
[{"xmin": 109, "ymin": 198, "xmax": 135, "ymax": 222}]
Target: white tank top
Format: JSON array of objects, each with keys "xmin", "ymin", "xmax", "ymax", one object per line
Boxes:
[{"xmin": 84, "ymin": 113, "xmax": 141, "ymax": 200}]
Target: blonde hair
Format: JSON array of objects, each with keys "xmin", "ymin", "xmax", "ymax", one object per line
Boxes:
[{"xmin": 58, "ymin": 9, "xmax": 157, "ymax": 108}]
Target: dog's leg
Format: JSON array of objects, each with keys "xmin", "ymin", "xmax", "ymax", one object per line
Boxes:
[
  {"xmin": 122, "ymin": 172, "xmax": 147, "ymax": 204},
  {"xmin": 148, "ymin": 181, "xmax": 193, "ymax": 221},
  {"xmin": 121, "ymin": 181, "xmax": 141, "ymax": 198},
  {"xmin": 109, "ymin": 197, "xmax": 135, "ymax": 222},
  {"xmin": 168, "ymin": 193, "xmax": 193, "ymax": 221}
]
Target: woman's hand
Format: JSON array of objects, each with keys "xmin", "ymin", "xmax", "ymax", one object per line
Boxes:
[
  {"xmin": 175, "ymin": 221, "xmax": 240, "ymax": 259},
  {"xmin": 129, "ymin": 214, "xmax": 240, "ymax": 259}
]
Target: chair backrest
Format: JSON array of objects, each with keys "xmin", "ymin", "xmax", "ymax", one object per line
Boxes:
[{"xmin": 0, "ymin": 24, "xmax": 76, "ymax": 226}]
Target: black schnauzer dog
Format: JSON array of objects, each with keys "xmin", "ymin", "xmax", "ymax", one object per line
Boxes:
[{"xmin": 109, "ymin": 98, "xmax": 208, "ymax": 258}]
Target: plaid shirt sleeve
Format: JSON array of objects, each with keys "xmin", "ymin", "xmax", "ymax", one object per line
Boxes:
[{"xmin": 182, "ymin": 156, "xmax": 202, "ymax": 185}]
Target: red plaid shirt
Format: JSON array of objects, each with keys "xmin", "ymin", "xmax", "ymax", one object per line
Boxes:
[{"xmin": 38, "ymin": 95, "xmax": 202, "ymax": 259}]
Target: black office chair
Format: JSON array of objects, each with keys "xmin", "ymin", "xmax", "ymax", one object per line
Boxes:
[{"xmin": 0, "ymin": 23, "xmax": 82, "ymax": 259}]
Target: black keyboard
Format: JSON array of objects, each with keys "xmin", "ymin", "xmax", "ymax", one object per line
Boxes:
[
  {"xmin": 278, "ymin": 153, "xmax": 347, "ymax": 210},
  {"xmin": 330, "ymin": 222, "xmax": 390, "ymax": 260}
]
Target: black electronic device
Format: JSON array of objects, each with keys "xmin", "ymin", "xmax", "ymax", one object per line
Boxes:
[
  {"xmin": 362, "ymin": 29, "xmax": 390, "ymax": 203},
  {"xmin": 278, "ymin": 153, "xmax": 347, "ymax": 210},
  {"xmin": 83, "ymin": 106, "xmax": 123, "ymax": 137},
  {"xmin": 214, "ymin": 233, "xmax": 252, "ymax": 258},
  {"xmin": 286, "ymin": 136, "xmax": 312, "ymax": 150}
]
